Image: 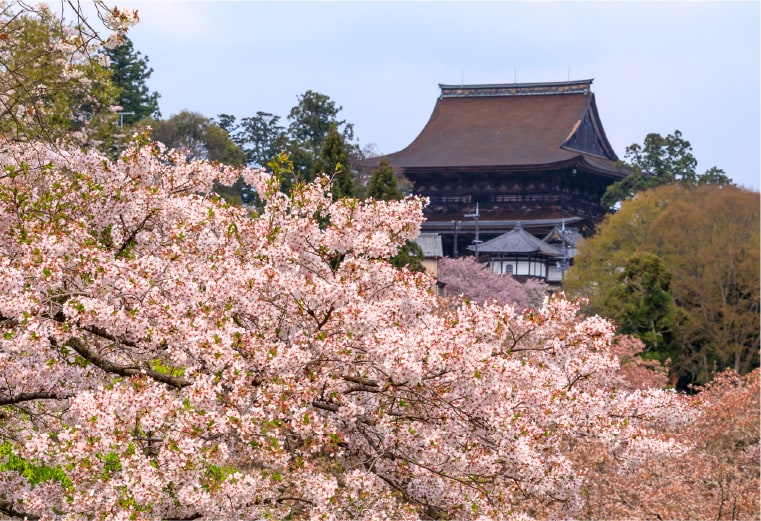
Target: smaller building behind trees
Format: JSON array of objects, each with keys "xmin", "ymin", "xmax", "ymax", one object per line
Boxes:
[{"xmin": 467, "ymin": 222, "xmax": 581, "ymax": 284}]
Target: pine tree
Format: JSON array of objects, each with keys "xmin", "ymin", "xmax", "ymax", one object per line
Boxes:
[
  {"xmin": 105, "ymin": 37, "xmax": 160, "ymax": 126},
  {"xmin": 286, "ymin": 90, "xmax": 359, "ymax": 183}
]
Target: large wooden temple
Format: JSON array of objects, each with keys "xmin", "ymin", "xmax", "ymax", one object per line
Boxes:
[{"xmin": 365, "ymin": 79, "xmax": 628, "ymax": 259}]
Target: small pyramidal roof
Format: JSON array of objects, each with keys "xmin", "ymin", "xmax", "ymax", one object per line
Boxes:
[
  {"xmin": 380, "ymin": 79, "xmax": 625, "ymax": 178},
  {"xmin": 468, "ymin": 226, "xmax": 562, "ymax": 256}
]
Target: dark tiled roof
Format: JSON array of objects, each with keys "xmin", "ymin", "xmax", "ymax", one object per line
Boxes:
[
  {"xmin": 543, "ymin": 226, "xmax": 584, "ymax": 247},
  {"xmin": 468, "ymin": 226, "xmax": 562, "ymax": 256},
  {"xmin": 374, "ymin": 80, "xmax": 625, "ymax": 178}
]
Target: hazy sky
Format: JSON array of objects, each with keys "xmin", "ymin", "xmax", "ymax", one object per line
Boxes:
[{"xmin": 115, "ymin": 1, "xmax": 759, "ymax": 190}]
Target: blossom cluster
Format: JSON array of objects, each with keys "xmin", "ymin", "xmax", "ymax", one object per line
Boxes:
[{"xmin": 0, "ymin": 139, "xmax": 693, "ymax": 520}]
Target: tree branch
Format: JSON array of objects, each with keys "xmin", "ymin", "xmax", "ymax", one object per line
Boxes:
[
  {"xmin": 64, "ymin": 336, "xmax": 191, "ymax": 389},
  {"xmin": 305, "ymin": 304, "xmax": 334, "ymax": 331},
  {"xmin": 344, "ymin": 384, "xmax": 382, "ymax": 394},
  {"xmin": 81, "ymin": 324, "xmax": 138, "ymax": 347},
  {"xmin": 311, "ymin": 399, "xmax": 339, "ymax": 413},
  {"xmin": 0, "ymin": 391, "xmax": 73, "ymax": 406},
  {"xmin": 341, "ymin": 374, "xmax": 380, "ymax": 387},
  {"xmin": 0, "ymin": 501, "xmax": 40, "ymax": 521},
  {"xmin": 116, "ymin": 209, "xmax": 155, "ymax": 257}
]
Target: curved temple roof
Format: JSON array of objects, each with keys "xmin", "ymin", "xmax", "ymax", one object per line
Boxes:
[
  {"xmin": 469, "ymin": 226, "xmax": 562, "ymax": 256},
  {"xmin": 379, "ymin": 79, "xmax": 626, "ymax": 179}
]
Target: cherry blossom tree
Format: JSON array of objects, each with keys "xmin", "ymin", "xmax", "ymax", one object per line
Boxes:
[
  {"xmin": 578, "ymin": 368, "xmax": 759, "ymax": 520},
  {"xmin": 0, "ymin": 1, "xmax": 139, "ymax": 145},
  {"xmin": 438, "ymin": 256, "xmax": 547, "ymax": 309},
  {"xmin": 607, "ymin": 335, "xmax": 672, "ymax": 391},
  {"xmin": 0, "ymin": 134, "xmax": 698, "ymax": 521}
]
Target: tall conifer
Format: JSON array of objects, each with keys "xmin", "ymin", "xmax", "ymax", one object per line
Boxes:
[{"xmin": 105, "ymin": 37, "xmax": 160, "ymax": 125}]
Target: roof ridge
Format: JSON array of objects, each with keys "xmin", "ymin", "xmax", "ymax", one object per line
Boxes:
[{"xmin": 439, "ymin": 79, "xmax": 593, "ymax": 98}]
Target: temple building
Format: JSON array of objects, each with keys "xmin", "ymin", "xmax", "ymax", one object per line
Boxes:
[
  {"xmin": 365, "ymin": 79, "xmax": 628, "ymax": 261},
  {"xmin": 467, "ymin": 221, "xmax": 584, "ymax": 284}
]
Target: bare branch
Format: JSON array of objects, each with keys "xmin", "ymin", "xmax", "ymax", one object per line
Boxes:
[
  {"xmin": 305, "ymin": 304, "xmax": 334, "ymax": 330},
  {"xmin": 344, "ymin": 384, "xmax": 382, "ymax": 394},
  {"xmin": 0, "ymin": 390, "xmax": 73, "ymax": 406},
  {"xmin": 311, "ymin": 399, "xmax": 339, "ymax": 413},
  {"xmin": 341, "ymin": 374, "xmax": 380, "ymax": 387}
]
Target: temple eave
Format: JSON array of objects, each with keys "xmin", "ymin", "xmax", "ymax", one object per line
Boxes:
[{"xmin": 397, "ymin": 157, "xmax": 626, "ymax": 180}]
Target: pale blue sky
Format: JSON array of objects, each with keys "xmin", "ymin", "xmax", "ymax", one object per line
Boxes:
[{"xmin": 115, "ymin": 1, "xmax": 759, "ymax": 189}]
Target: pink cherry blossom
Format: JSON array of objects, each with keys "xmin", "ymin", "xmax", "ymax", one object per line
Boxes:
[{"xmin": 0, "ymin": 138, "xmax": 695, "ymax": 520}]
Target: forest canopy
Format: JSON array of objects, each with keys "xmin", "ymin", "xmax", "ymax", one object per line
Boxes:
[{"xmin": 566, "ymin": 183, "xmax": 760, "ymax": 388}]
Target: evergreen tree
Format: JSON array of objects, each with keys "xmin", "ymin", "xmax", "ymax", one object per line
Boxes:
[
  {"xmin": 365, "ymin": 159, "xmax": 423, "ymax": 272},
  {"xmin": 223, "ymin": 91, "xmax": 363, "ymax": 190},
  {"xmin": 288, "ymin": 90, "xmax": 351, "ymax": 155},
  {"xmin": 602, "ymin": 130, "xmax": 734, "ymax": 207},
  {"xmin": 287, "ymin": 90, "xmax": 358, "ymax": 182},
  {"xmin": 367, "ymin": 159, "xmax": 403, "ymax": 201},
  {"xmin": 313, "ymin": 123, "xmax": 354, "ymax": 200},
  {"xmin": 104, "ymin": 37, "xmax": 160, "ymax": 126},
  {"xmin": 388, "ymin": 241, "xmax": 425, "ymax": 273},
  {"xmin": 604, "ymin": 252, "xmax": 683, "ymax": 357}
]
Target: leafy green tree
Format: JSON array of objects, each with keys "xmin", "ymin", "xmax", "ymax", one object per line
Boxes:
[
  {"xmin": 697, "ymin": 166, "xmax": 734, "ymax": 186},
  {"xmin": 215, "ymin": 113, "xmax": 237, "ymax": 134},
  {"xmin": 602, "ymin": 130, "xmax": 734, "ymax": 207},
  {"xmin": 203, "ymin": 124, "xmax": 247, "ymax": 167},
  {"xmin": 367, "ymin": 159, "xmax": 404, "ymax": 201},
  {"xmin": 148, "ymin": 112, "xmax": 246, "ymax": 205},
  {"xmin": 104, "ymin": 36, "xmax": 161, "ymax": 126},
  {"xmin": 0, "ymin": 5, "xmax": 119, "ymax": 145},
  {"xmin": 211, "ymin": 176, "xmax": 248, "ymax": 207},
  {"xmin": 147, "ymin": 111, "xmax": 245, "ymax": 166},
  {"xmin": 567, "ymin": 184, "xmax": 759, "ymax": 387},
  {"xmin": 564, "ymin": 190, "xmax": 668, "ymax": 312}
]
